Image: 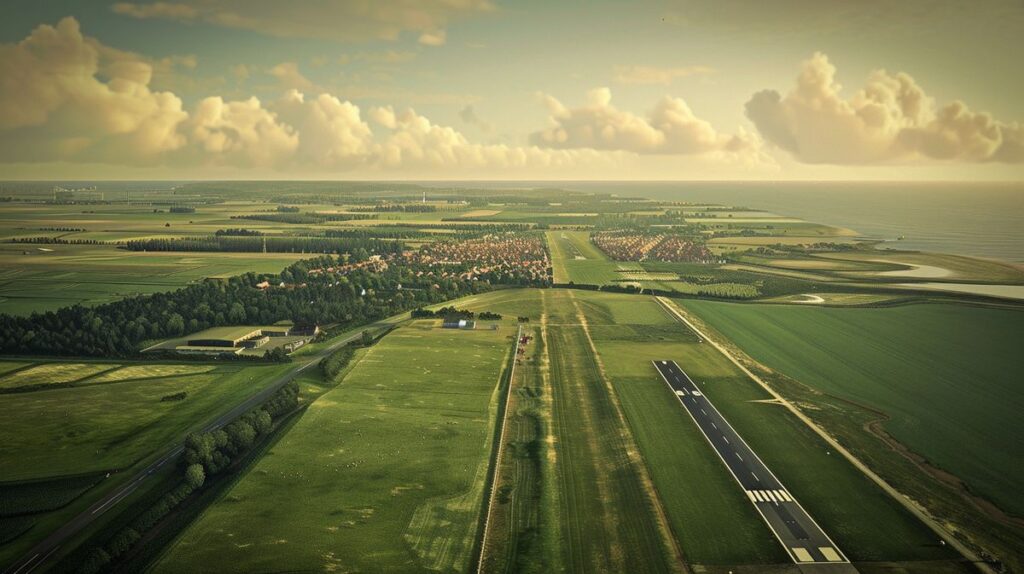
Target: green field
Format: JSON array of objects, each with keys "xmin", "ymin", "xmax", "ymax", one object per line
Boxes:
[
  {"xmin": 154, "ymin": 322, "xmax": 512, "ymax": 573},
  {"xmin": 0, "ymin": 362, "xmax": 117, "ymax": 389},
  {"xmin": 683, "ymin": 300, "xmax": 1024, "ymax": 517},
  {"xmin": 545, "ymin": 230, "xmax": 627, "ymax": 285},
  {"xmin": 0, "ymin": 363, "xmax": 291, "ymax": 481},
  {"xmin": 541, "ymin": 290, "xmax": 677, "ymax": 573},
  {"xmin": 578, "ymin": 291, "xmax": 960, "ymax": 565},
  {"xmin": 0, "ymin": 243, "xmax": 308, "ymax": 316}
]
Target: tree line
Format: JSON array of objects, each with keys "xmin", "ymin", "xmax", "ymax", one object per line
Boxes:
[
  {"xmin": 76, "ymin": 382, "xmax": 300, "ymax": 574},
  {"xmin": 122, "ymin": 236, "xmax": 403, "ymax": 255},
  {"xmin": 0, "ymin": 259, "xmax": 486, "ymax": 357}
]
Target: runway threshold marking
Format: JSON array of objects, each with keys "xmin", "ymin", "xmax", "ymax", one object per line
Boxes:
[{"xmin": 652, "ymin": 359, "xmax": 850, "ymax": 566}]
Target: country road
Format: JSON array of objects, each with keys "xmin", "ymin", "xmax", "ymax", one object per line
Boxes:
[{"xmin": 3, "ymin": 317, "xmax": 405, "ymax": 574}]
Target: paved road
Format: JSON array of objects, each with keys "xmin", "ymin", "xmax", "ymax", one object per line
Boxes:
[
  {"xmin": 653, "ymin": 359, "xmax": 849, "ymax": 567},
  {"xmin": 3, "ymin": 320, "xmax": 397, "ymax": 574}
]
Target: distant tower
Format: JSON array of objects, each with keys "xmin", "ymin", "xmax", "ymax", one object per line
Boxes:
[{"xmin": 422, "ymin": 190, "xmax": 426, "ymax": 204}]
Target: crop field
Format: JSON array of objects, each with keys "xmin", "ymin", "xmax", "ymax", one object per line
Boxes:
[
  {"xmin": 86, "ymin": 364, "xmax": 214, "ymax": 383},
  {"xmin": 153, "ymin": 323, "xmax": 512, "ymax": 574},
  {"xmin": 683, "ymin": 300, "xmax": 1024, "ymax": 517},
  {"xmin": 0, "ymin": 243, "xmax": 307, "ymax": 315},
  {"xmin": 0, "ymin": 363, "xmax": 292, "ymax": 481},
  {"xmin": 0, "ymin": 362, "xmax": 117, "ymax": 390}
]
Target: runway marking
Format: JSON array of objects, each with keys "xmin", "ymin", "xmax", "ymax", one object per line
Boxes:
[
  {"xmin": 700, "ymin": 408, "xmax": 707, "ymax": 415},
  {"xmin": 651, "ymin": 359, "xmax": 850, "ymax": 566},
  {"xmin": 711, "ymin": 422, "xmax": 718, "ymax": 430},
  {"xmin": 819, "ymin": 547, "xmax": 842, "ymax": 562},
  {"xmin": 765, "ymin": 490, "xmax": 779, "ymax": 503},
  {"xmin": 792, "ymin": 547, "xmax": 814, "ymax": 562},
  {"xmin": 723, "ymin": 436, "xmax": 730, "ymax": 444}
]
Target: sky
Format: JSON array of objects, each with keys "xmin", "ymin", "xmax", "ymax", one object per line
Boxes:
[{"xmin": 0, "ymin": 0, "xmax": 1022, "ymax": 181}]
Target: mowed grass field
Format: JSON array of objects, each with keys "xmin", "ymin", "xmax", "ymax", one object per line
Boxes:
[
  {"xmin": 0, "ymin": 363, "xmax": 292, "ymax": 481},
  {"xmin": 575, "ymin": 291, "xmax": 960, "ymax": 566},
  {"xmin": 683, "ymin": 300, "xmax": 1024, "ymax": 517},
  {"xmin": 540, "ymin": 290, "xmax": 677, "ymax": 573},
  {"xmin": 545, "ymin": 230, "xmax": 627, "ymax": 285},
  {"xmin": 154, "ymin": 323, "xmax": 512, "ymax": 574}
]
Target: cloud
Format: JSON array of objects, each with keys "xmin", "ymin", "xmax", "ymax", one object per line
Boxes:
[
  {"xmin": 418, "ymin": 30, "xmax": 447, "ymax": 47},
  {"xmin": 459, "ymin": 104, "xmax": 494, "ymax": 132},
  {"xmin": 337, "ymin": 50, "xmax": 418, "ymax": 66},
  {"xmin": 529, "ymin": 88, "xmax": 761, "ymax": 159},
  {"xmin": 267, "ymin": 62, "xmax": 317, "ymax": 92},
  {"xmin": 370, "ymin": 106, "xmax": 619, "ymax": 172},
  {"xmin": 745, "ymin": 52, "xmax": 1024, "ymax": 164},
  {"xmin": 273, "ymin": 90, "xmax": 374, "ymax": 167},
  {"xmin": 111, "ymin": 0, "xmax": 493, "ymax": 43},
  {"xmin": 187, "ymin": 96, "xmax": 298, "ymax": 167},
  {"xmin": 613, "ymin": 65, "xmax": 714, "ymax": 86},
  {"xmin": 0, "ymin": 17, "xmax": 187, "ymax": 163}
]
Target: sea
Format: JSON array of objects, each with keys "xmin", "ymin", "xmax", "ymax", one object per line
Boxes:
[{"xmin": 443, "ymin": 181, "xmax": 1024, "ymax": 265}]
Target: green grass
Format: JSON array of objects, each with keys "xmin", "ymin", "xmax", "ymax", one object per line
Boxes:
[
  {"xmin": 0, "ymin": 362, "xmax": 118, "ymax": 389},
  {"xmin": 574, "ymin": 291, "xmax": 959, "ymax": 564},
  {"xmin": 153, "ymin": 323, "xmax": 511, "ymax": 574},
  {"xmin": 0, "ymin": 363, "xmax": 291, "ymax": 481},
  {"xmin": 683, "ymin": 300, "xmax": 1024, "ymax": 517},
  {"xmin": 542, "ymin": 290, "xmax": 675, "ymax": 573},
  {"xmin": 545, "ymin": 230, "xmax": 625, "ymax": 285},
  {"xmin": 85, "ymin": 364, "xmax": 214, "ymax": 383},
  {"xmin": 0, "ymin": 243, "xmax": 308, "ymax": 316}
]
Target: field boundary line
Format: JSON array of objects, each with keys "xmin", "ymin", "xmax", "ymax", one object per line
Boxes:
[
  {"xmin": 654, "ymin": 296, "xmax": 995, "ymax": 574},
  {"xmin": 475, "ymin": 324, "xmax": 522, "ymax": 574}
]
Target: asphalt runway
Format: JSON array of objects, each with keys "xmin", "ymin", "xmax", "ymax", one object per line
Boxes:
[{"xmin": 653, "ymin": 359, "xmax": 849, "ymax": 566}]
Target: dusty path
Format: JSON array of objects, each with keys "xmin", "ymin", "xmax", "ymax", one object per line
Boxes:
[{"xmin": 654, "ymin": 296, "xmax": 995, "ymax": 574}]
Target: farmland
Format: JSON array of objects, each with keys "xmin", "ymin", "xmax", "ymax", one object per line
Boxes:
[
  {"xmin": 0, "ymin": 362, "xmax": 292, "ymax": 482},
  {"xmin": 573, "ymin": 291, "xmax": 960, "ymax": 568},
  {"xmin": 682, "ymin": 301, "xmax": 1024, "ymax": 517},
  {"xmin": 153, "ymin": 322, "xmax": 512, "ymax": 573},
  {"xmin": 0, "ymin": 181, "xmax": 1019, "ymax": 573}
]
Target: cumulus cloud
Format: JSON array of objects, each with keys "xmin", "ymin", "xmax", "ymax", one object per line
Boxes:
[
  {"xmin": 273, "ymin": 90, "xmax": 374, "ymax": 167},
  {"xmin": 745, "ymin": 52, "xmax": 1024, "ymax": 163},
  {"xmin": 111, "ymin": 0, "xmax": 492, "ymax": 44},
  {"xmin": 187, "ymin": 96, "xmax": 298, "ymax": 167},
  {"xmin": 613, "ymin": 65, "xmax": 714, "ymax": 86},
  {"xmin": 0, "ymin": 17, "xmax": 187, "ymax": 162},
  {"xmin": 530, "ymin": 88, "xmax": 761, "ymax": 159},
  {"xmin": 371, "ymin": 106, "xmax": 619, "ymax": 172}
]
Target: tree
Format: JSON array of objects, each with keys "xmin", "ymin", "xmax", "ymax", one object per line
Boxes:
[
  {"xmin": 185, "ymin": 463, "xmax": 206, "ymax": 490},
  {"xmin": 361, "ymin": 330, "xmax": 374, "ymax": 346},
  {"xmin": 167, "ymin": 313, "xmax": 185, "ymax": 336},
  {"xmin": 228, "ymin": 302, "xmax": 247, "ymax": 323}
]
